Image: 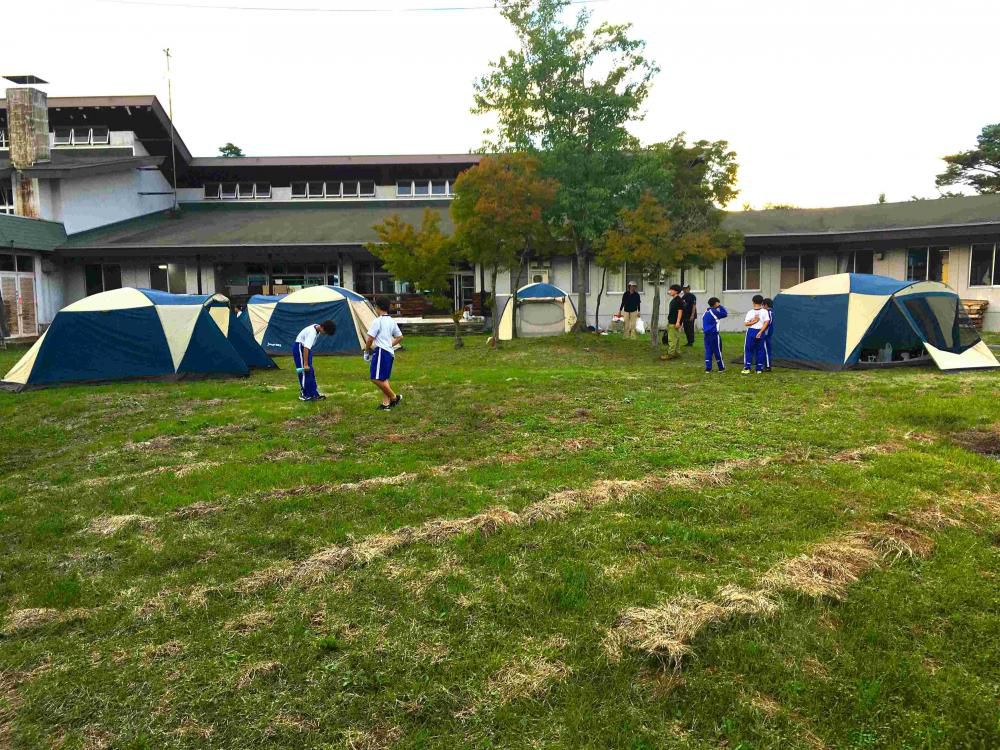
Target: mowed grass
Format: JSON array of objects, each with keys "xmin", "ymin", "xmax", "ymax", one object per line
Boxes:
[{"xmin": 1, "ymin": 332, "xmax": 999, "ymax": 749}]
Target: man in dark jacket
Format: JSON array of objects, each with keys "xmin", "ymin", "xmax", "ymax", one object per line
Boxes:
[
  {"xmin": 681, "ymin": 284, "xmax": 698, "ymax": 346},
  {"xmin": 619, "ymin": 281, "xmax": 641, "ymax": 338}
]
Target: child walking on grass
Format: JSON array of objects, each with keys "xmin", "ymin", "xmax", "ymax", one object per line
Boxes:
[
  {"xmin": 294, "ymin": 320, "xmax": 336, "ymax": 401},
  {"xmin": 702, "ymin": 297, "xmax": 728, "ymax": 372},
  {"xmin": 742, "ymin": 295, "xmax": 770, "ymax": 375},
  {"xmin": 365, "ymin": 297, "xmax": 404, "ymax": 411}
]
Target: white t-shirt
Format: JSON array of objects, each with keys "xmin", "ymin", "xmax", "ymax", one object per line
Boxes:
[
  {"xmin": 367, "ymin": 315, "xmax": 402, "ymax": 354},
  {"xmin": 745, "ymin": 308, "xmax": 770, "ymax": 331},
  {"xmin": 295, "ymin": 324, "xmax": 320, "ymax": 350}
]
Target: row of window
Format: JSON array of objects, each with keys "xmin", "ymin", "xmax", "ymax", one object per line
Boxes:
[
  {"xmin": 291, "ymin": 181, "xmax": 377, "ymax": 199},
  {"xmin": 202, "ymin": 179, "xmax": 459, "ymax": 200},
  {"xmin": 969, "ymin": 242, "xmax": 1000, "ymax": 287},
  {"xmin": 54, "ymin": 126, "xmax": 110, "ymax": 146},
  {"xmin": 0, "ymin": 254, "xmax": 35, "ymax": 273},
  {"xmin": 245, "ymin": 263, "xmax": 339, "ymax": 289},
  {"xmin": 396, "ymin": 179, "xmax": 457, "ymax": 197},
  {"xmin": 84, "ymin": 263, "xmax": 187, "ymax": 297},
  {"xmin": 204, "ymin": 183, "xmax": 272, "ymax": 200}
]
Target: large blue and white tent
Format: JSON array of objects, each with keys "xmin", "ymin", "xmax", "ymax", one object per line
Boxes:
[
  {"xmin": 197, "ymin": 293, "xmax": 277, "ymax": 369},
  {"xmin": 246, "ymin": 286, "xmax": 377, "ymax": 355},
  {"xmin": 1, "ymin": 288, "xmax": 250, "ymax": 391},
  {"xmin": 498, "ymin": 282, "xmax": 577, "ymax": 341},
  {"xmin": 773, "ymin": 273, "xmax": 1000, "ymax": 372}
]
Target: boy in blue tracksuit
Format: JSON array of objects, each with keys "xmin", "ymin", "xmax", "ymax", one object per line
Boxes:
[
  {"xmin": 762, "ymin": 297, "xmax": 774, "ymax": 372},
  {"xmin": 741, "ymin": 294, "xmax": 771, "ymax": 375},
  {"xmin": 702, "ymin": 297, "xmax": 728, "ymax": 372},
  {"xmin": 365, "ymin": 297, "xmax": 404, "ymax": 411},
  {"xmin": 293, "ymin": 320, "xmax": 336, "ymax": 401}
]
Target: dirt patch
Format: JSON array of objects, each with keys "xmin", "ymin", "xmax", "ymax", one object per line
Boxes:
[
  {"xmin": 85, "ymin": 515, "xmax": 155, "ymax": 537},
  {"xmin": 951, "ymin": 426, "xmax": 1000, "ymax": 457}
]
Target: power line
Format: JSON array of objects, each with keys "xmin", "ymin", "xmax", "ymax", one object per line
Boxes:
[{"xmin": 99, "ymin": 0, "xmax": 606, "ymax": 13}]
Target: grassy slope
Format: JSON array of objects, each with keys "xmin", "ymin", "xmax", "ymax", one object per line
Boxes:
[{"xmin": 0, "ymin": 333, "xmax": 998, "ymax": 750}]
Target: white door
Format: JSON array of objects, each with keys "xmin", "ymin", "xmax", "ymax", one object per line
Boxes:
[{"xmin": 0, "ymin": 272, "xmax": 38, "ymax": 338}]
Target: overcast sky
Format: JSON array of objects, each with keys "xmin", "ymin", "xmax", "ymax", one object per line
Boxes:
[{"xmin": 4, "ymin": 0, "xmax": 996, "ymax": 208}]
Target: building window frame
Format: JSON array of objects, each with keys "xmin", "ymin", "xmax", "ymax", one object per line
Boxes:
[
  {"xmin": 606, "ymin": 263, "xmax": 644, "ymax": 294},
  {"xmin": 84, "ymin": 263, "xmax": 122, "ymax": 296},
  {"xmin": 149, "ymin": 262, "xmax": 187, "ymax": 294},
  {"xmin": 53, "ymin": 126, "xmax": 111, "ymax": 147},
  {"xmin": 0, "ymin": 183, "xmax": 13, "ymax": 215},
  {"xmin": 204, "ymin": 182, "xmax": 270, "ymax": 200},
  {"xmin": 723, "ymin": 253, "xmax": 761, "ymax": 292},
  {"xmin": 969, "ymin": 242, "xmax": 1000, "ymax": 287},
  {"xmin": 906, "ymin": 245, "xmax": 949, "ymax": 282},
  {"xmin": 682, "ymin": 267, "xmax": 707, "ymax": 292},
  {"xmin": 779, "ymin": 253, "xmax": 818, "ymax": 289},
  {"xmin": 837, "ymin": 249, "xmax": 875, "ymax": 274},
  {"xmin": 0, "ymin": 129, "xmax": 8, "ymax": 150}
]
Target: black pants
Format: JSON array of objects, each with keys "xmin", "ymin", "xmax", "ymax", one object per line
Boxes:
[{"xmin": 684, "ymin": 318, "xmax": 695, "ymax": 345}]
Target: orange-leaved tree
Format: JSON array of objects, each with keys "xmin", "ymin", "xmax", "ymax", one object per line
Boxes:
[{"xmin": 450, "ymin": 154, "xmax": 558, "ymax": 347}]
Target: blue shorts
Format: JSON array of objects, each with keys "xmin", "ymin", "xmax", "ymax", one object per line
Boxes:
[{"xmin": 370, "ymin": 347, "xmax": 394, "ymax": 381}]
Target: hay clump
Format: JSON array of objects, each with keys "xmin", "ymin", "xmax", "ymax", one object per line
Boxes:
[
  {"xmin": 714, "ymin": 584, "xmax": 781, "ymax": 618},
  {"xmin": 605, "ymin": 596, "xmax": 727, "ymax": 671},
  {"xmin": 143, "ymin": 640, "xmax": 185, "ymax": 661},
  {"xmin": 412, "ymin": 507, "xmax": 520, "ymax": 544},
  {"xmin": 485, "ymin": 657, "xmax": 571, "ymax": 705},
  {"xmin": 665, "ymin": 459, "xmax": 754, "ymax": 490},
  {"xmin": 85, "ymin": 514, "xmax": 156, "ymax": 536},
  {"xmin": 236, "ymin": 660, "xmax": 283, "ymax": 689},
  {"xmin": 852, "ymin": 523, "xmax": 934, "ymax": 561},
  {"xmin": 520, "ymin": 494, "xmax": 581, "ymax": 524},
  {"xmin": 173, "ymin": 461, "xmax": 220, "ymax": 479},
  {"xmin": 235, "ymin": 564, "xmax": 294, "ymax": 594},
  {"xmin": 169, "ymin": 502, "xmax": 223, "ymax": 519},
  {"xmin": 3, "ymin": 608, "xmax": 62, "ymax": 634},
  {"xmin": 830, "ymin": 441, "xmax": 902, "ymax": 464},
  {"xmin": 224, "ymin": 610, "xmax": 274, "ymax": 634},
  {"xmin": 892, "ymin": 506, "xmax": 967, "ymax": 532},
  {"xmin": 762, "ymin": 538, "xmax": 879, "ymax": 600},
  {"xmin": 342, "ymin": 724, "xmax": 402, "ymax": 750}
]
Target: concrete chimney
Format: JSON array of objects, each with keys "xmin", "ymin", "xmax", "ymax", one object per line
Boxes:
[{"xmin": 6, "ymin": 86, "xmax": 50, "ymax": 218}]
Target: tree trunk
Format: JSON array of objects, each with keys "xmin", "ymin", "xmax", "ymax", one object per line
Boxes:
[
  {"xmin": 594, "ymin": 265, "xmax": 607, "ymax": 329},
  {"xmin": 649, "ymin": 271, "xmax": 661, "ymax": 352},
  {"xmin": 572, "ymin": 240, "xmax": 589, "ymax": 332},
  {"xmin": 452, "ymin": 311, "xmax": 465, "ymax": 349},
  {"xmin": 510, "ymin": 255, "xmax": 526, "ymax": 339},
  {"xmin": 489, "ymin": 265, "xmax": 500, "ymax": 348}
]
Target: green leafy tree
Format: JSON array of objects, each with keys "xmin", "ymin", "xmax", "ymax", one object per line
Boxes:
[
  {"xmin": 473, "ymin": 0, "xmax": 658, "ymax": 330},
  {"xmin": 218, "ymin": 142, "xmax": 244, "ymax": 158},
  {"xmin": 367, "ymin": 209, "xmax": 465, "ymax": 348},
  {"xmin": 450, "ymin": 154, "xmax": 558, "ymax": 347},
  {"xmin": 936, "ymin": 124, "xmax": 1000, "ymax": 194}
]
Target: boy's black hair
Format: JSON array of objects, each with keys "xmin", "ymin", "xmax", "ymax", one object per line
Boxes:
[
  {"xmin": 762, "ymin": 297, "xmax": 773, "ymax": 307},
  {"xmin": 707, "ymin": 297, "xmax": 721, "ymax": 307},
  {"xmin": 320, "ymin": 320, "xmax": 336, "ymax": 335},
  {"xmin": 669, "ymin": 283, "xmax": 683, "ymax": 293},
  {"xmin": 374, "ymin": 297, "xmax": 392, "ymax": 313},
  {"xmin": 752, "ymin": 294, "xmax": 764, "ymax": 305}
]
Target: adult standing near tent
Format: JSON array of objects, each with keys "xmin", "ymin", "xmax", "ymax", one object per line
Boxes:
[
  {"xmin": 681, "ymin": 284, "xmax": 698, "ymax": 347},
  {"xmin": 619, "ymin": 281, "xmax": 641, "ymax": 339},
  {"xmin": 294, "ymin": 320, "xmax": 336, "ymax": 401},
  {"xmin": 661, "ymin": 284, "xmax": 685, "ymax": 360}
]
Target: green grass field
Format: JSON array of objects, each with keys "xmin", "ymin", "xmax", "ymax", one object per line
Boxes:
[{"xmin": 1, "ymin": 333, "xmax": 999, "ymax": 750}]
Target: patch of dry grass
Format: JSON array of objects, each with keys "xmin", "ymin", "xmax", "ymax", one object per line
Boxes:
[
  {"xmin": 85, "ymin": 514, "xmax": 155, "ymax": 537},
  {"xmin": 605, "ymin": 596, "xmax": 727, "ymax": 671},
  {"xmin": 761, "ymin": 538, "xmax": 880, "ymax": 600},
  {"xmin": 224, "ymin": 610, "xmax": 274, "ymax": 634},
  {"xmin": 169, "ymin": 502, "xmax": 223, "ymax": 519},
  {"xmin": 485, "ymin": 656, "xmax": 571, "ymax": 705},
  {"xmin": 852, "ymin": 522, "xmax": 934, "ymax": 562},
  {"xmin": 235, "ymin": 660, "xmax": 283, "ymax": 690},
  {"xmin": 3, "ymin": 608, "xmax": 64, "ymax": 635},
  {"xmin": 342, "ymin": 723, "xmax": 402, "ymax": 750}
]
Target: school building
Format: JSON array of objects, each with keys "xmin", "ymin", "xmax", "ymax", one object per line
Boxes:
[{"xmin": 3, "ymin": 84, "xmax": 1000, "ymax": 340}]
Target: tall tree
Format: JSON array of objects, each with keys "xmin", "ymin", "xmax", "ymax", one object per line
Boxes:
[
  {"xmin": 450, "ymin": 154, "xmax": 558, "ymax": 347},
  {"xmin": 474, "ymin": 0, "xmax": 658, "ymax": 330},
  {"xmin": 367, "ymin": 209, "xmax": 465, "ymax": 348},
  {"xmin": 218, "ymin": 142, "xmax": 244, "ymax": 158},
  {"xmin": 936, "ymin": 124, "xmax": 1000, "ymax": 194}
]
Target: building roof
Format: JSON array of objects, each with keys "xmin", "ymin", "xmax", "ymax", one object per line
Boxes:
[
  {"xmin": 0, "ymin": 214, "xmax": 68, "ymax": 252},
  {"xmin": 724, "ymin": 194, "xmax": 1000, "ymax": 238},
  {"xmin": 59, "ymin": 200, "xmax": 455, "ymax": 250}
]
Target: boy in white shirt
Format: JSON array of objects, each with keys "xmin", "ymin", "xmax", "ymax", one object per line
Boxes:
[
  {"xmin": 741, "ymin": 295, "xmax": 771, "ymax": 375},
  {"xmin": 365, "ymin": 297, "xmax": 404, "ymax": 410},
  {"xmin": 294, "ymin": 320, "xmax": 336, "ymax": 401}
]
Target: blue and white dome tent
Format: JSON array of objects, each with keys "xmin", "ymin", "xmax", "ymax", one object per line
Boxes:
[
  {"xmin": 247, "ymin": 286, "xmax": 377, "ymax": 355},
  {"xmin": 1, "ymin": 288, "xmax": 250, "ymax": 391},
  {"xmin": 773, "ymin": 273, "xmax": 999, "ymax": 372},
  {"xmin": 196, "ymin": 293, "xmax": 277, "ymax": 369},
  {"xmin": 498, "ymin": 282, "xmax": 578, "ymax": 341}
]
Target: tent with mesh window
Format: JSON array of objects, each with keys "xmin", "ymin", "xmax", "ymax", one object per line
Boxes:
[
  {"xmin": 246, "ymin": 286, "xmax": 377, "ymax": 355},
  {"xmin": 1, "ymin": 288, "xmax": 250, "ymax": 391},
  {"xmin": 498, "ymin": 282, "xmax": 577, "ymax": 341},
  {"xmin": 772, "ymin": 273, "xmax": 999, "ymax": 371}
]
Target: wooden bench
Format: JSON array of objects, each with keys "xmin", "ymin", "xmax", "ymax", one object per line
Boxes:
[{"xmin": 962, "ymin": 299, "xmax": 989, "ymax": 330}]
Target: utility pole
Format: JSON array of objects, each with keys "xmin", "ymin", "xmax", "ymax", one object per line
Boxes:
[{"xmin": 163, "ymin": 48, "xmax": 179, "ymax": 214}]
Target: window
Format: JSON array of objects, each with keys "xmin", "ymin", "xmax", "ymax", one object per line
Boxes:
[
  {"xmin": 396, "ymin": 180, "xmax": 413, "ymax": 197},
  {"xmin": 606, "ymin": 263, "xmax": 642, "ymax": 293},
  {"xmin": 307, "ymin": 181, "xmax": 325, "ymax": 199},
  {"xmin": 571, "ymin": 255, "xmax": 590, "ymax": 294},
  {"xmin": 71, "ymin": 127, "xmax": 91, "ymax": 145},
  {"xmin": 54, "ymin": 126, "xmax": 72, "ymax": 145},
  {"xmin": 84, "ymin": 264, "xmax": 122, "ymax": 296},
  {"xmin": 838, "ymin": 250, "xmax": 874, "ymax": 274},
  {"xmin": 254, "ymin": 182, "xmax": 271, "ymax": 199},
  {"xmin": 0, "ymin": 255, "xmax": 13, "ymax": 272},
  {"xmin": 780, "ymin": 254, "xmax": 817, "ymax": 289},
  {"xmin": 907, "ymin": 246, "xmax": 949, "ymax": 282},
  {"xmin": 237, "ymin": 183, "xmax": 255, "ymax": 199},
  {"xmin": 220, "ymin": 183, "xmax": 238, "ymax": 200},
  {"xmin": 325, "ymin": 181, "xmax": 343, "ymax": 198},
  {"xmin": 90, "ymin": 126, "xmax": 110, "ymax": 145},
  {"xmin": 431, "ymin": 179, "xmax": 447, "ymax": 196},
  {"xmin": 205, "ymin": 182, "xmax": 268, "ymax": 200},
  {"xmin": 625, "ymin": 264, "xmax": 644, "ymax": 291},
  {"xmin": 54, "ymin": 126, "xmax": 110, "ymax": 146},
  {"xmin": 204, "ymin": 183, "xmax": 221, "ymax": 200},
  {"xmin": 149, "ymin": 263, "xmax": 186, "ymax": 293},
  {"xmin": 413, "ymin": 180, "xmax": 430, "ymax": 197},
  {"xmin": 355, "ymin": 261, "xmax": 394, "ymax": 295},
  {"xmin": 16, "ymin": 256, "xmax": 33, "ymax": 273},
  {"xmin": 0, "ymin": 184, "xmax": 13, "ymax": 215},
  {"xmin": 0, "ymin": 129, "xmax": 8, "ymax": 149},
  {"xmin": 723, "ymin": 253, "xmax": 760, "ymax": 291},
  {"xmin": 969, "ymin": 243, "xmax": 1000, "ymax": 287},
  {"xmin": 684, "ymin": 267, "xmax": 707, "ymax": 292},
  {"xmin": 342, "ymin": 181, "xmax": 359, "ymax": 197},
  {"xmin": 360, "ymin": 180, "xmax": 376, "ymax": 197},
  {"xmin": 291, "ymin": 182, "xmax": 308, "ymax": 199}
]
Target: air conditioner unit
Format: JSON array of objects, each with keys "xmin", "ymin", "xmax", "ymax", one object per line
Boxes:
[{"xmin": 530, "ymin": 270, "xmax": 550, "ymax": 284}]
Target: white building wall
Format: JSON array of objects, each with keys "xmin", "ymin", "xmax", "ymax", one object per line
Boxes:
[{"xmin": 52, "ymin": 169, "xmax": 174, "ymax": 235}]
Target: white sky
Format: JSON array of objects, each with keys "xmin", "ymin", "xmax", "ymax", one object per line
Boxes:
[{"xmin": 4, "ymin": 0, "xmax": 997, "ymax": 208}]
